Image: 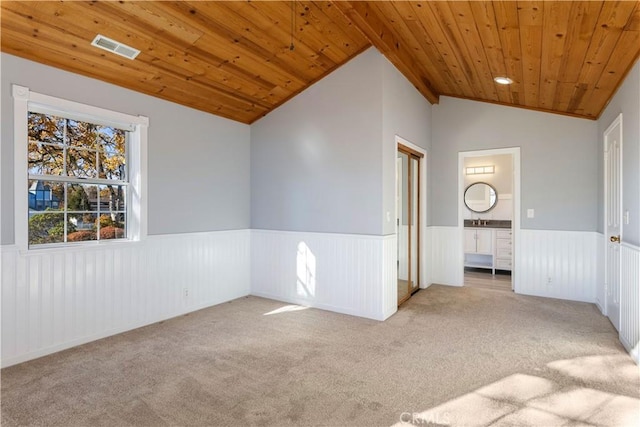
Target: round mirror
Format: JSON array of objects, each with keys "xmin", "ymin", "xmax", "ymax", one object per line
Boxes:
[{"xmin": 464, "ymin": 182, "xmax": 497, "ymax": 213}]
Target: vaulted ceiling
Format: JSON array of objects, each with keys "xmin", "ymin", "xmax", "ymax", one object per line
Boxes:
[{"xmin": 2, "ymin": 1, "xmax": 639, "ymax": 124}]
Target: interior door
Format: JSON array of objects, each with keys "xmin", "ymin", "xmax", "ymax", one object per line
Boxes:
[
  {"xmin": 397, "ymin": 145, "xmax": 423, "ymax": 305},
  {"xmin": 605, "ymin": 115, "xmax": 622, "ymax": 331},
  {"xmin": 409, "ymin": 155, "xmax": 420, "ymax": 295},
  {"xmin": 397, "ymin": 156, "xmax": 407, "ymax": 292}
]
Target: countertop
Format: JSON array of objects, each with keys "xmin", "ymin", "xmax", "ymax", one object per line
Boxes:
[{"xmin": 464, "ymin": 220, "xmax": 512, "ymax": 229}]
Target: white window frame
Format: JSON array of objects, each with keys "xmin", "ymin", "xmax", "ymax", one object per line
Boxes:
[{"xmin": 13, "ymin": 84, "xmax": 148, "ymax": 250}]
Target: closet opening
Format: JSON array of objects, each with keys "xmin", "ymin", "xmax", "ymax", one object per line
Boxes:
[{"xmin": 397, "ymin": 144, "xmax": 423, "ymax": 305}]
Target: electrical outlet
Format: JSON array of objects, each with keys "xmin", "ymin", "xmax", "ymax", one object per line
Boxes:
[
  {"xmin": 183, "ymin": 288, "xmax": 189, "ymax": 298},
  {"xmin": 547, "ymin": 277, "xmax": 552, "ymax": 285}
]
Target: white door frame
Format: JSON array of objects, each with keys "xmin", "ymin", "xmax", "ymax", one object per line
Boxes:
[
  {"xmin": 396, "ymin": 135, "xmax": 428, "ymax": 289},
  {"xmin": 458, "ymin": 147, "xmax": 521, "ymax": 291},
  {"xmin": 603, "ymin": 113, "xmax": 623, "ymax": 323}
]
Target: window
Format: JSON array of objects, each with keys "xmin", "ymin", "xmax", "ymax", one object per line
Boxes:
[
  {"xmin": 28, "ymin": 113, "xmax": 128, "ymax": 245},
  {"xmin": 13, "ymin": 85, "xmax": 148, "ymax": 249}
]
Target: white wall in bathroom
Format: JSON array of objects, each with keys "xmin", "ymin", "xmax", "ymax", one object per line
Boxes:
[{"xmin": 464, "ymin": 154, "xmax": 513, "ymax": 220}]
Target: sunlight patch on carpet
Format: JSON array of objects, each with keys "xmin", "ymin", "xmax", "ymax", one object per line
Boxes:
[
  {"xmin": 392, "ymin": 359, "xmax": 640, "ymax": 427},
  {"xmin": 263, "ymin": 305, "xmax": 310, "ymax": 316}
]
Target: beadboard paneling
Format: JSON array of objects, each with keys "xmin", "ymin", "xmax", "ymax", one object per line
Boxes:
[
  {"xmin": 1, "ymin": 230, "xmax": 250, "ymax": 367},
  {"xmin": 620, "ymin": 243, "xmax": 640, "ymax": 364},
  {"xmin": 428, "ymin": 227, "xmax": 599, "ymax": 302},
  {"xmin": 428, "ymin": 226, "xmax": 464, "ymax": 287},
  {"xmin": 596, "ymin": 233, "xmax": 606, "ymax": 314},
  {"xmin": 518, "ymin": 230, "xmax": 597, "ymax": 303},
  {"xmin": 382, "ymin": 235, "xmax": 398, "ymax": 319},
  {"xmin": 250, "ymin": 229, "xmax": 395, "ymax": 320}
]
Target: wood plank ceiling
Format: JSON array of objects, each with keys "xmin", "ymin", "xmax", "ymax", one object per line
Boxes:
[{"xmin": 1, "ymin": 1, "xmax": 639, "ymax": 124}]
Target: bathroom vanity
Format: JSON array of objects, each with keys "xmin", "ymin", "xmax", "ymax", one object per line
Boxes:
[
  {"xmin": 464, "ymin": 220, "xmax": 512, "ymax": 274},
  {"xmin": 463, "ymin": 181, "xmax": 512, "ymax": 275}
]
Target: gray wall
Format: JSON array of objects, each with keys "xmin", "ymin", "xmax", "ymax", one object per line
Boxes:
[
  {"xmin": 1, "ymin": 53, "xmax": 250, "ymax": 244},
  {"xmin": 250, "ymin": 49, "xmax": 433, "ymax": 236},
  {"xmin": 431, "ymin": 96, "xmax": 599, "ymax": 231},
  {"xmin": 381, "ymin": 57, "xmax": 432, "ymax": 234},
  {"xmin": 464, "ymin": 154, "xmax": 513, "ymax": 195},
  {"xmin": 464, "ymin": 154, "xmax": 513, "ymax": 220},
  {"xmin": 250, "ymin": 48, "xmax": 384, "ymax": 235},
  {"xmin": 597, "ymin": 61, "xmax": 640, "ymax": 246}
]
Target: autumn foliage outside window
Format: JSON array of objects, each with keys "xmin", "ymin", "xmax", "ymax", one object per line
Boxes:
[{"xmin": 28, "ymin": 112, "xmax": 128, "ymax": 246}]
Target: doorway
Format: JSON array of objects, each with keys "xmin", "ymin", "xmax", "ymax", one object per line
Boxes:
[
  {"xmin": 397, "ymin": 144, "xmax": 423, "ymax": 305},
  {"xmin": 459, "ymin": 148, "xmax": 521, "ymax": 293}
]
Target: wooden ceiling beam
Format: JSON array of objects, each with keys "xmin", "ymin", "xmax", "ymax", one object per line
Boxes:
[{"xmin": 331, "ymin": 1, "xmax": 439, "ymax": 105}]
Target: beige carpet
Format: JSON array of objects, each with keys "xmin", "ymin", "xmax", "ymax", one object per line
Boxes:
[{"xmin": 2, "ymin": 285, "xmax": 639, "ymax": 426}]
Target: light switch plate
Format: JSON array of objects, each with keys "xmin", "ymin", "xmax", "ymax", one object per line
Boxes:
[
  {"xmin": 527, "ymin": 209, "xmax": 535, "ymax": 218},
  {"xmin": 624, "ymin": 210, "xmax": 630, "ymax": 225}
]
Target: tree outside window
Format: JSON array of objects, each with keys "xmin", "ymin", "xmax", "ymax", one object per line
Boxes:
[{"xmin": 28, "ymin": 112, "xmax": 128, "ymax": 246}]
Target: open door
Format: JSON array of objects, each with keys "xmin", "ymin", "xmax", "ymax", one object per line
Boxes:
[{"xmin": 604, "ymin": 114, "xmax": 622, "ymax": 331}]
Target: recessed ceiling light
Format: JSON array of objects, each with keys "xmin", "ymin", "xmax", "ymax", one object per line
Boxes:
[
  {"xmin": 494, "ymin": 77, "xmax": 513, "ymax": 85},
  {"xmin": 91, "ymin": 34, "xmax": 140, "ymax": 60}
]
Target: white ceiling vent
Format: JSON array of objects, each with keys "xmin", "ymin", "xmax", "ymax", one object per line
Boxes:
[{"xmin": 91, "ymin": 34, "xmax": 140, "ymax": 60}]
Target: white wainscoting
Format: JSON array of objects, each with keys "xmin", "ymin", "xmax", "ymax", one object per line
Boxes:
[
  {"xmin": 250, "ymin": 229, "xmax": 396, "ymax": 321},
  {"xmin": 1, "ymin": 230, "xmax": 251, "ymax": 368},
  {"xmin": 620, "ymin": 243, "xmax": 640, "ymax": 364},
  {"xmin": 517, "ymin": 230, "xmax": 597, "ymax": 303},
  {"xmin": 428, "ymin": 227, "xmax": 599, "ymax": 302},
  {"xmin": 595, "ymin": 233, "xmax": 606, "ymax": 314},
  {"xmin": 427, "ymin": 226, "xmax": 464, "ymax": 287},
  {"xmin": 381, "ymin": 235, "xmax": 398, "ymax": 320}
]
